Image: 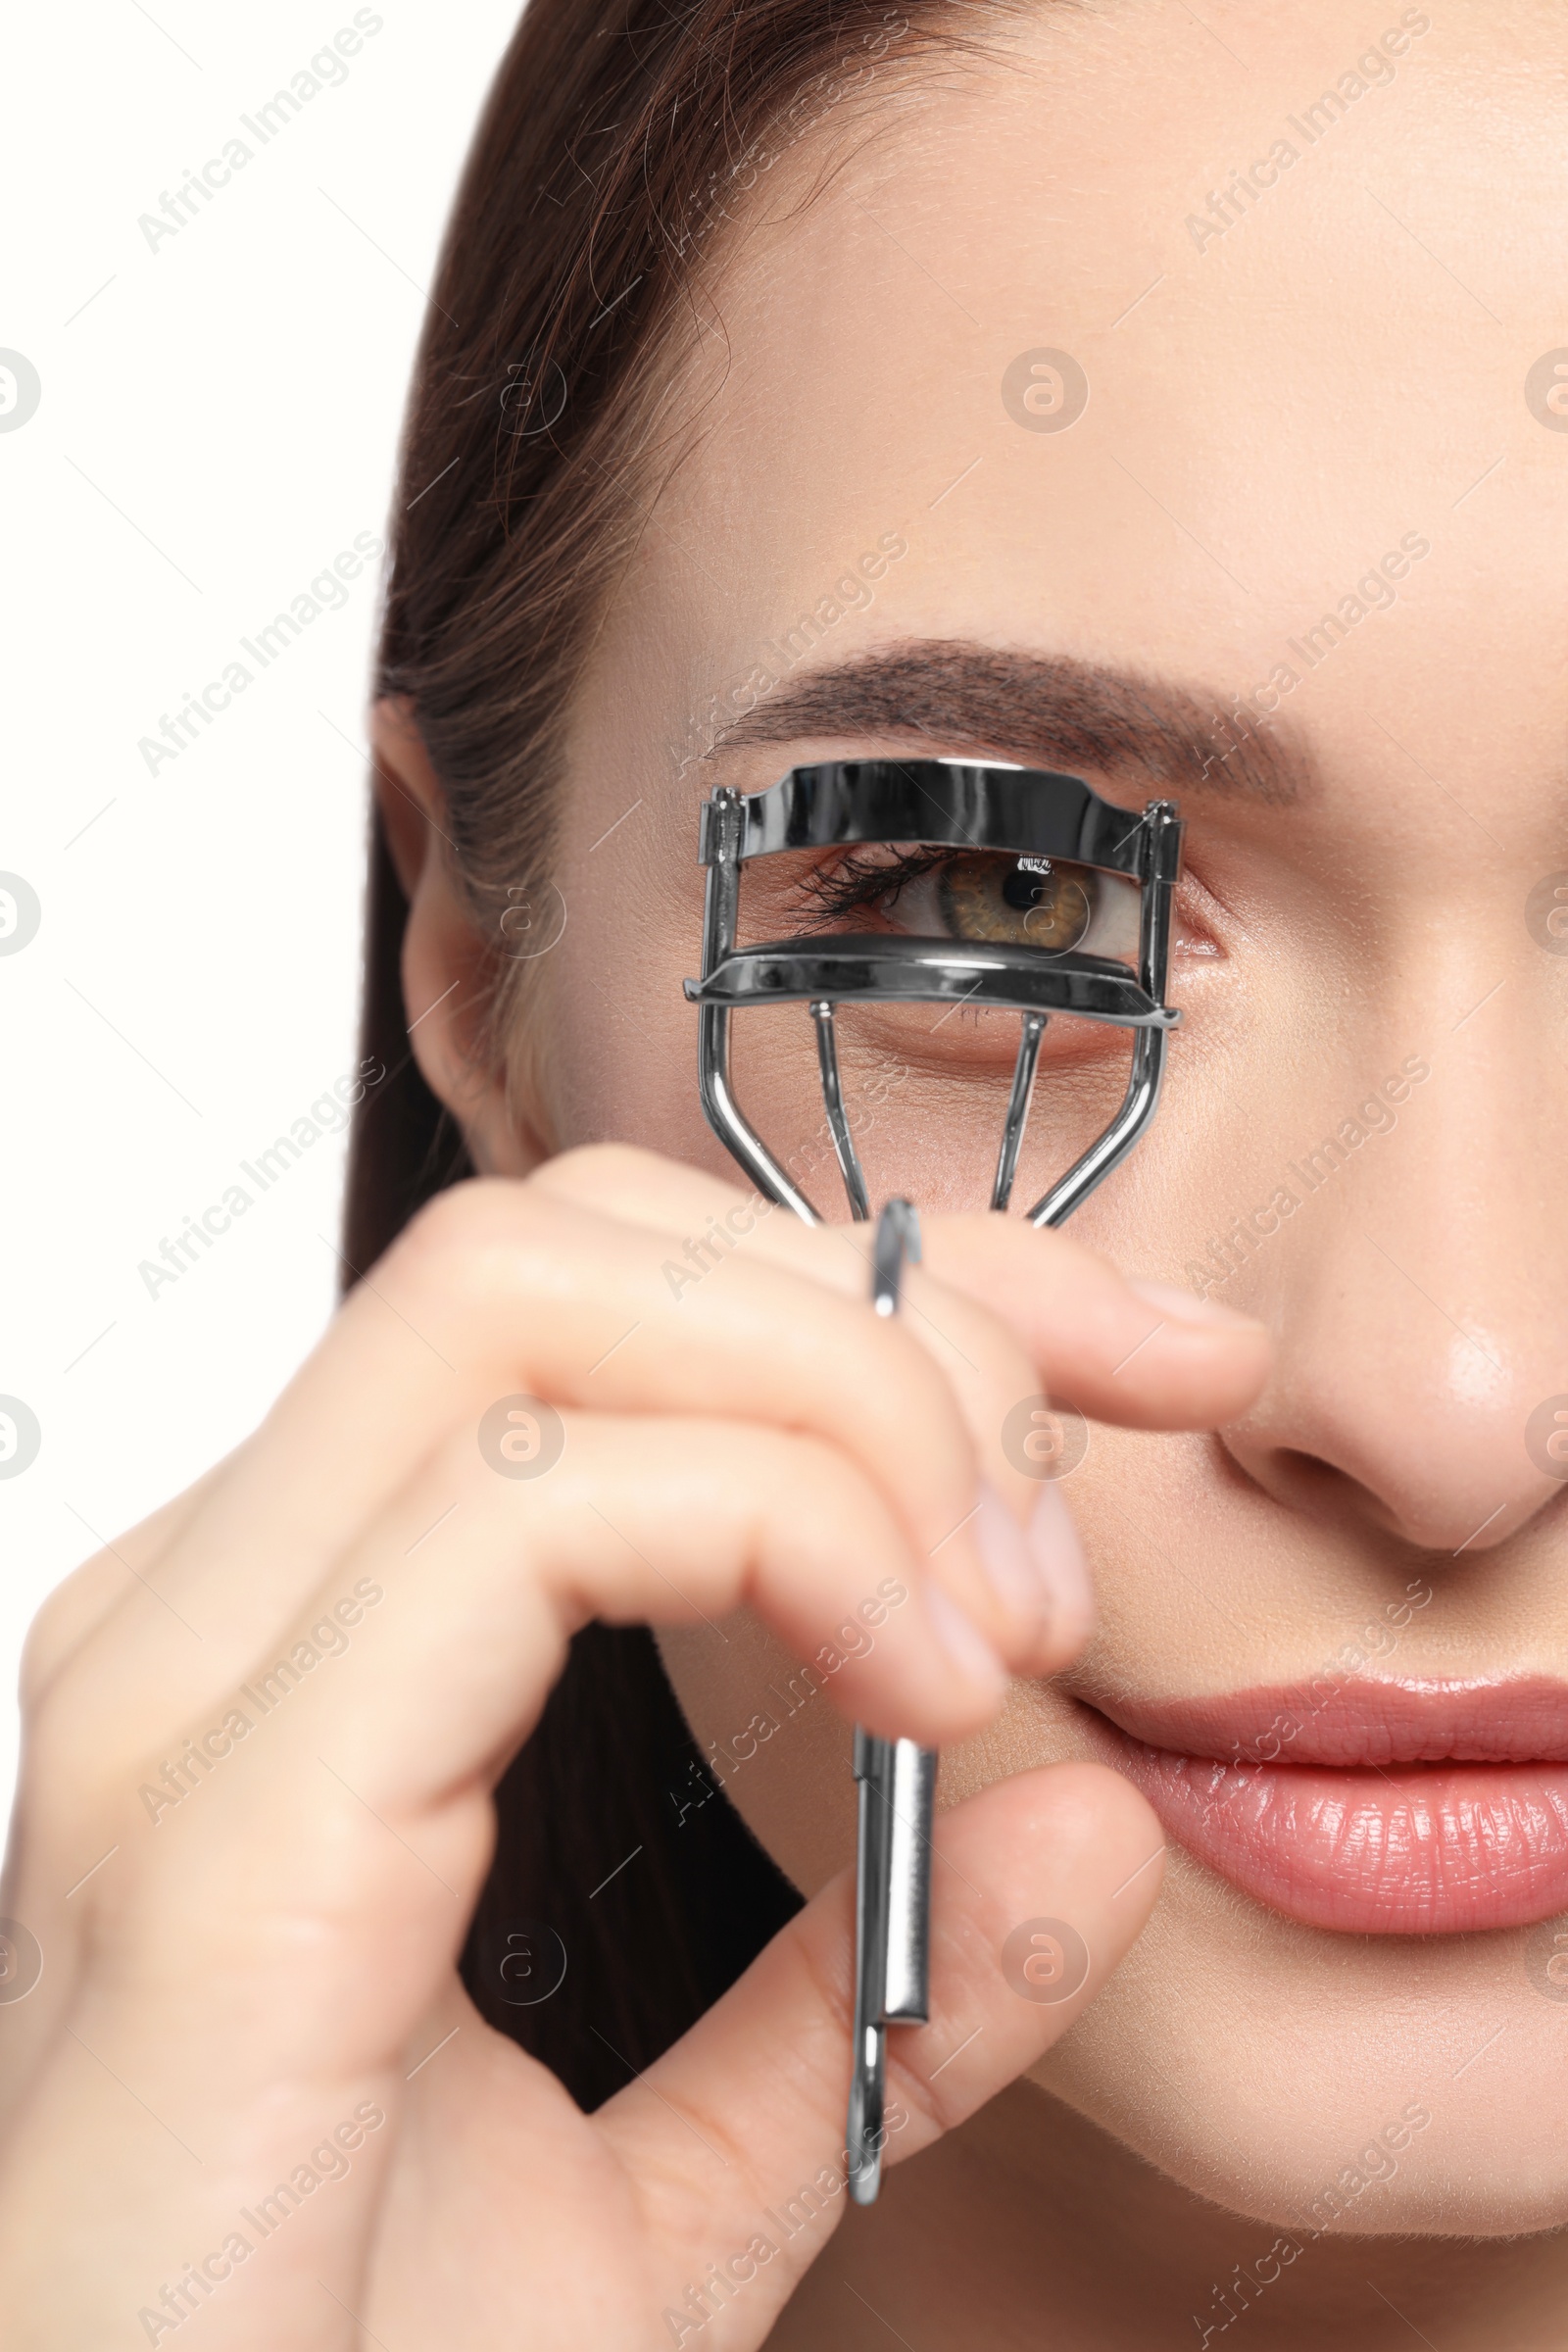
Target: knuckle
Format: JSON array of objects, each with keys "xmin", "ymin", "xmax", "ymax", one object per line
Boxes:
[
  {"xmin": 18, "ymin": 1551, "xmax": 132, "ymax": 1720},
  {"xmin": 18, "ymin": 1585, "xmax": 86, "ymax": 1714},
  {"xmin": 20, "ymin": 1673, "xmax": 110, "ymax": 1811},
  {"xmin": 530, "ymin": 1140, "xmax": 659, "ymax": 1196},
  {"xmin": 399, "ymin": 1172, "xmax": 517, "ymax": 1254},
  {"xmin": 386, "ymin": 1174, "xmax": 539, "ymax": 1298},
  {"xmin": 764, "ymin": 1426, "xmax": 879, "ymax": 1522},
  {"xmin": 877, "ymin": 1314, "xmax": 980, "ymax": 1431}
]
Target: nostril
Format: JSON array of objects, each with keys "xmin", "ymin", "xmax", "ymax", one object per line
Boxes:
[
  {"xmin": 1216, "ymin": 1436, "xmax": 1548, "ymax": 1559},
  {"xmin": 1264, "ymin": 1447, "xmax": 1418, "ymax": 1543}
]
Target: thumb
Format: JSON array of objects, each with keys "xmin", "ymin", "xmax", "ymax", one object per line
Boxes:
[{"xmin": 594, "ymin": 1761, "xmax": 1163, "ymax": 2340}]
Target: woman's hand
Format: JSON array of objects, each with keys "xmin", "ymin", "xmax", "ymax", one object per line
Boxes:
[{"xmin": 0, "ymin": 1146, "xmax": 1267, "ymax": 2349}]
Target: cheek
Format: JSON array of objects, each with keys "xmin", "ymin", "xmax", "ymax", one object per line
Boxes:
[
  {"xmin": 656, "ymin": 1615, "xmax": 856, "ymax": 1894},
  {"xmin": 532, "ymin": 858, "xmax": 702, "ymax": 1158},
  {"xmin": 655, "ymin": 1619, "xmax": 1094, "ymax": 1898}
]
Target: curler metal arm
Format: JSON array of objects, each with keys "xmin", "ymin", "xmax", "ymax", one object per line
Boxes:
[
  {"xmin": 847, "ymin": 1200, "xmax": 938, "ymax": 2204},
  {"xmin": 992, "ymin": 1011, "xmax": 1046, "ymax": 1212},
  {"xmin": 1026, "ymin": 798, "xmax": 1181, "ymax": 1226},
  {"xmin": 811, "ymin": 1001, "xmax": 871, "ymax": 1222},
  {"xmin": 1028, "ymin": 1022, "xmax": 1167, "ymax": 1227},
  {"xmin": 694, "ymin": 789, "xmax": 825, "ymax": 1221},
  {"xmin": 848, "ymin": 1729, "xmax": 937, "ymax": 2202}
]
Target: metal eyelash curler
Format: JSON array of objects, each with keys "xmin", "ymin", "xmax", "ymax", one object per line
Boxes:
[{"xmin": 683, "ymin": 756, "xmax": 1184, "ymax": 2201}]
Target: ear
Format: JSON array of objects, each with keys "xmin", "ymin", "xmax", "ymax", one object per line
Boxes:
[{"xmin": 369, "ymin": 696, "xmax": 548, "ymax": 1178}]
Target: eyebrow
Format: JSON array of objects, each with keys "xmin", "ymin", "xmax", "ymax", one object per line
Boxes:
[{"xmin": 707, "ymin": 640, "xmax": 1312, "ymax": 805}]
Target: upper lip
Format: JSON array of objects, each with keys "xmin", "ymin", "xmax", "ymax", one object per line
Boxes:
[{"xmin": 1078, "ymin": 1676, "xmax": 1568, "ymax": 1768}]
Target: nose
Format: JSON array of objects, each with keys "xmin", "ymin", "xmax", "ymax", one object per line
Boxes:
[{"xmin": 1215, "ymin": 1018, "xmax": 1568, "ymax": 1556}]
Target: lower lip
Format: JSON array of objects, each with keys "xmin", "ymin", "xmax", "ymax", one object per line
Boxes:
[{"xmin": 1088, "ymin": 1718, "xmax": 1568, "ymax": 1935}]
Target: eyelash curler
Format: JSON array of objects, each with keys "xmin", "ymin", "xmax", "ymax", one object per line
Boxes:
[{"xmin": 684, "ymin": 757, "xmax": 1183, "ymax": 2201}]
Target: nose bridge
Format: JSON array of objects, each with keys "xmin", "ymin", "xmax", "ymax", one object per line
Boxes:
[{"xmin": 1224, "ymin": 962, "xmax": 1568, "ymax": 1554}]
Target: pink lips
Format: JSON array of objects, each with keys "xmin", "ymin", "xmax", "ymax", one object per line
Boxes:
[{"xmin": 1080, "ymin": 1679, "xmax": 1568, "ymax": 1935}]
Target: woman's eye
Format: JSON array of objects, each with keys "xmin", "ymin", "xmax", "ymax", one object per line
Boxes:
[
  {"xmin": 881, "ymin": 854, "xmax": 1139, "ymax": 962},
  {"xmin": 937, "ymin": 853, "xmax": 1094, "ymax": 951}
]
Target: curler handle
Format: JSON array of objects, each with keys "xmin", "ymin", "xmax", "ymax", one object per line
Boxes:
[{"xmin": 848, "ymin": 1202, "xmax": 938, "ymax": 2204}]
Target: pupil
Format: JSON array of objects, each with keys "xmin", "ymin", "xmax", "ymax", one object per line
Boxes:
[{"xmin": 1002, "ymin": 862, "xmax": 1049, "ymax": 912}]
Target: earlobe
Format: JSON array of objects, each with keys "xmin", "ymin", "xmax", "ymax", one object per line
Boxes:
[{"xmin": 367, "ymin": 697, "xmax": 546, "ymax": 1180}]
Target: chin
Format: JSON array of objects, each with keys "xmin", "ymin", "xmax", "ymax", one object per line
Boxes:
[{"xmin": 1036, "ymin": 1851, "xmax": 1568, "ymax": 2240}]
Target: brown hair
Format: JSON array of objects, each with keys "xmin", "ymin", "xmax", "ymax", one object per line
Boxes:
[{"xmin": 345, "ymin": 0, "xmax": 1005, "ymax": 2109}]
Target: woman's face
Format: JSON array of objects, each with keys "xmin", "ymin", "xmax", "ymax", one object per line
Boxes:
[{"xmin": 460, "ymin": 0, "xmax": 1568, "ymax": 2237}]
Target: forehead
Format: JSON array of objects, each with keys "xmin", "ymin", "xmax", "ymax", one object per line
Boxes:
[{"xmin": 625, "ymin": 0, "xmax": 1566, "ymax": 815}]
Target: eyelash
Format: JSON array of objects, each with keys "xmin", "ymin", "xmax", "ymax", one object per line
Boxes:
[
  {"xmin": 790, "ymin": 845, "xmax": 1223, "ymax": 952},
  {"xmin": 790, "ymin": 846, "xmax": 952, "ymax": 921}
]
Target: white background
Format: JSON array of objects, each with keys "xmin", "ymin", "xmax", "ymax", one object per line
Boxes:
[{"xmin": 1, "ymin": 0, "xmax": 524, "ymax": 1857}]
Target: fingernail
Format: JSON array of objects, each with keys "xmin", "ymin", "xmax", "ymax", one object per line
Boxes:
[
  {"xmin": 1027, "ymin": 1480, "xmax": 1095, "ymax": 1647},
  {"xmin": 925, "ymin": 1581, "xmax": 1008, "ymax": 1694},
  {"xmin": 974, "ymin": 1478, "xmax": 1051, "ymax": 1630},
  {"xmin": 1128, "ymin": 1277, "xmax": 1265, "ymax": 1329}
]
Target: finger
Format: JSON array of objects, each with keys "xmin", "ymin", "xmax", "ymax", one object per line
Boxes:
[
  {"xmin": 918, "ymin": 1221, "xmax": 1268, "ymax": 1427},
  {"xmin": 18, "ymin": 1461, "xmax": 231, "ymax": 1709},
  {"xmin": 72, "ymin": 1414, "xmax": 1025, "ymax": 2123},
  {"xmin": 525, "ymin": 1150, "xmax": 1257, "ymax": 1669},
  {"xmin": 592, "ymin": 1761, "xmax": 1163, "ymax": 2340},
  {"xmin": 531, "ymin": 1143, "xmax": 1270, "ymax": 1428},
  {"xmin": 165, "ymin": 1407, "xmax": 1019, "ymax": 1887},
  {"xmin": 527, "ymin": 1149, "xmax": 1066, "ymax": 1495},
  {"xmin": 60, "ymin": 1180, "xmax": 1046, "ymax": 1750}
]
